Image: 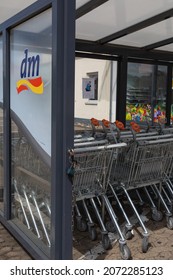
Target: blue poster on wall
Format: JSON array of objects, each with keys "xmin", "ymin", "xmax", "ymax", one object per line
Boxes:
[{"xmin": 82, "ymin": 78, "xmax": 95, "ymax": 99}]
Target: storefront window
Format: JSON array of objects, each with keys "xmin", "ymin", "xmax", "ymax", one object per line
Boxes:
[
  {"xmin": 10, "ymin": 9, "xmax": 52, "ymax": 255},
  {"xmin": 0, "ymin": 36, "xmax": 4, "ymax": 211},
  {"xmin": 126, "ymin": 63, "xmax": 167, "ymax": 124},
  {"xmin": 171, "ymin": 69, "xmax": 173, "ymax": 125},
  {"xmin": 154, "ymin": 65, "xmax": 167, "ymax": 123},
  {"xmin": 126, "ymin": 63, "xmax": 153, "ymax": 122}
]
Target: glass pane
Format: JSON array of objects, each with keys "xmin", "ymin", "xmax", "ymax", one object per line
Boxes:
[
  {"xmin": 0, "ymin": 36, "xmax": 4, "ymax": 211},
  {"xmin": 126, "ymin": 63, "xmax": 153, "ymax": 122},
  {"xmin": 0, "ymin": 1, "xmax": 37, "ymax": 25},
  {"xmin": 76, "ymin": 0, "xmax": 90, "ymax": 9},
  {"xmin": 154, "ymin": 65, "xmax": 167, "ymax": 123},
  {"xmin": 111, "ymin": 17, "xmax": 173, "ymax": 47},
  {"xmin": 76, "ymin": 0, "xmax": 173, "ymax": 41},
  {"xmin": 157, "ymin": 43, "xmax": 173, "ymax": 52},
  {"xmin": 10, "ymin": 9, "xmax": 52, "ymax": 255},
  {"xmin": 171, "ymin": 69, "xmax": 173, "ymax": 125}
]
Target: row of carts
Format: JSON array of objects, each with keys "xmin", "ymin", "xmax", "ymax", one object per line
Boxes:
[
  {"xmin": 71, "ymin": 119, "xmax": 173, "ymax": 259},
  {"xmin": 11, "ymin": 118, "xmax": 173, "ymax": 259}
]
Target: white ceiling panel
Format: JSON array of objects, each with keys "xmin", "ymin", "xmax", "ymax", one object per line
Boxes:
[
  {"xmin": 110, "ymin": 17, "xmax": 173, "ymax": 48},
  {"xmin": 156, "ymin": 43, "xmax": 173, "ymax": 52},
  {"xmin": 0, "ymin": 0, "xmax": 37, "ymax": 24},
  {"xmin": 76, "ymin": 0, "xmax": 90, "ymax": 9},
  {"xmin": 76, "ymin": 0, "xmax": 173, "ymax": 41},
  {"xmin": 0, "ymin": 0, "xmax": 173, "ymax": 56}
]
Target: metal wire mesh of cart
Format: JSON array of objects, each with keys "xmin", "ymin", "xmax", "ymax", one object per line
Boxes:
[
  {"xmin": 69, "ymin": 143, "xmax": 126, "ymax": 201},
  {"xmin": 110, "ymin": 138, "xmax": 173, "ymax": 189},
  {"xmin": 106, "ymin": 136, "xmax": 173, "ymax": 254},
  {"xmin": 70, "ymin": 143, "xmax": 133, "ymax": 260},
  {"xmin": 162, "ymin": 138, "xmax": 173, "ymax": 180}
]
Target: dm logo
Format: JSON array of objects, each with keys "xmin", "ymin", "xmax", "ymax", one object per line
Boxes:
[{"xmin": 16, "ymin": 49, "xmax": 43, "ymax": 94}]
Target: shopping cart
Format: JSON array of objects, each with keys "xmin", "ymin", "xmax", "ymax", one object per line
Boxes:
[
  {"xmin": 69, "ymin": 143, "xmax": 132, "ymax": 260},
  {"xmin": 134, "ymin": 137, "xmax": 173, "ymax": 228},
  {"xmin": 158, "ymin": 136, "xmax": 173, "ymax": 222},
  {"xmin": 101, "ymin": 119, "xmax": 160, "ymax": 144},
  {"xmin": 74, "ymin": 139, "xmax": 108, "ymax": 148},
  {"xmin": 108, "ymin": 136, "xmax": 173, "ymax": 253}
]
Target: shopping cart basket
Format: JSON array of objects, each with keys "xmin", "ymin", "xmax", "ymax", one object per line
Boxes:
[
  {"xmin": 108, "ymin": 137, "xmax": 173, "ymax": 253},
  {"xmin": 69, "ymin": 143, "xmax": 132, "ymax": 260}
]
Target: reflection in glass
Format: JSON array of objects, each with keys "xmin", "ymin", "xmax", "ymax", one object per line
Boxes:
[
  {"xmin": 10, "ymin": 9, "xmax": 52, "ymax": 255},
  {"xmin": 0, "ymin": 36, "xmax": 4, "ymax": 211},
  {"xmin": 11, "ymin": 120, "xmax": 51, "ymax": 251},
  {"xmin": 126, "ymin": 63, "xmax": 167, "ymax": 124},
  {"xmin": 171, "ymin": 69, "xmax": 173, "ymax": 125},
  {"xmin": 154, "ymin": 65, "xmax": 167, "ymax": 123},
  {"xmin": 126, "ymin": 63, "xmax": 153, "ymax": 123},
  {"xmin": 0, "ymin": 108, "xmax": 3, "ymax": 210}
]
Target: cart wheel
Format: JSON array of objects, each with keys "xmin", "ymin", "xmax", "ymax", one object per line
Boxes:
[
  {"xmin": 120, "ymin": 244, "xmax": 131, "ymax": 260},
  {"xmin": 102, "ymin": 234, "xmax": 111, "ymax": 250},
  {"xmin": 167, "ymin": 216, "xmax": 173, "ymax": 230},
  {"xmin": 142, "ymin": 236, "xmax": 149, "ymax": 253},
  {"xmin": 125, "ymin": 230, "xmax": 133, "ymax": 240},
  {"xmin": 76, "ymin": 219, "xmax": 87, "ymax": 232},
  {"xmin": 89, "ymin": 227, "xmax": 97, "ymax": 241},
  {"xmin": 152, "ymin": 210, "xmax": 163, "ymax": 222},
  {"xmin": 105, "ymin": 220, "xmax": 116, "ymax": 233}
]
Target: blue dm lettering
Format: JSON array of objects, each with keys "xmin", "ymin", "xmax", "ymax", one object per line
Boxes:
[{"xmin": 20, "ymin": 49, "xmax": 40, "ymax": 78}]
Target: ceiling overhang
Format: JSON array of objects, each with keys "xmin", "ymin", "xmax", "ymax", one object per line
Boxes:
[{"xmin": 76, "ymin": 0, "xmax": 173, "ymax": 62}]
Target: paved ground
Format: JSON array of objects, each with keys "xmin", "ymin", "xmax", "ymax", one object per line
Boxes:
[
  {"xmin": 1, "ymin": 207, "xmax": 173, "ymax": 260},
  {"xmin": 73, "ymin": 222, "xmax": 173, "ymax": 260},
  {"xmin": 0, "ymin": 223, "xmax": 32, "ymax": 260},
  {"xmin": 73, "ymin": 206, "xmax": 173, "ymax": 260}
]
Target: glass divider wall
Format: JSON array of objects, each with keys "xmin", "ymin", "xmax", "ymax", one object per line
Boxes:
[
  {"xmin": 10, "ymin": 9, "xmax": 52, "ymax": 257},
  {"xmin": 0, "ymin": 35, "xmax": 4, "ymax": 212}
]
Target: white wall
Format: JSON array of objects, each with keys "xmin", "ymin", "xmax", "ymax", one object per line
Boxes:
[{"xmin": 75, "ymin": 57, "xmax": 112, "ymax": 121}]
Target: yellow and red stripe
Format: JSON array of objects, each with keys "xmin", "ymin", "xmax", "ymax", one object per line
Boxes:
[{"xmin": 16, "ymin": 77, "xmax": 43, "ymax": 94}]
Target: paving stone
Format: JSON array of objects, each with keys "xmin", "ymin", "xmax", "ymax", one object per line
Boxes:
[
  {"xmin": 1, "ymin": 209, "xmax": 173, "ymax": 260},
  {"xmin": 0, "ymin": 246, "xmax": 12, "ymax": 255},
  {"xmin": 5, "ymin": 251, "xmax": 20, "ymax": 258}
]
